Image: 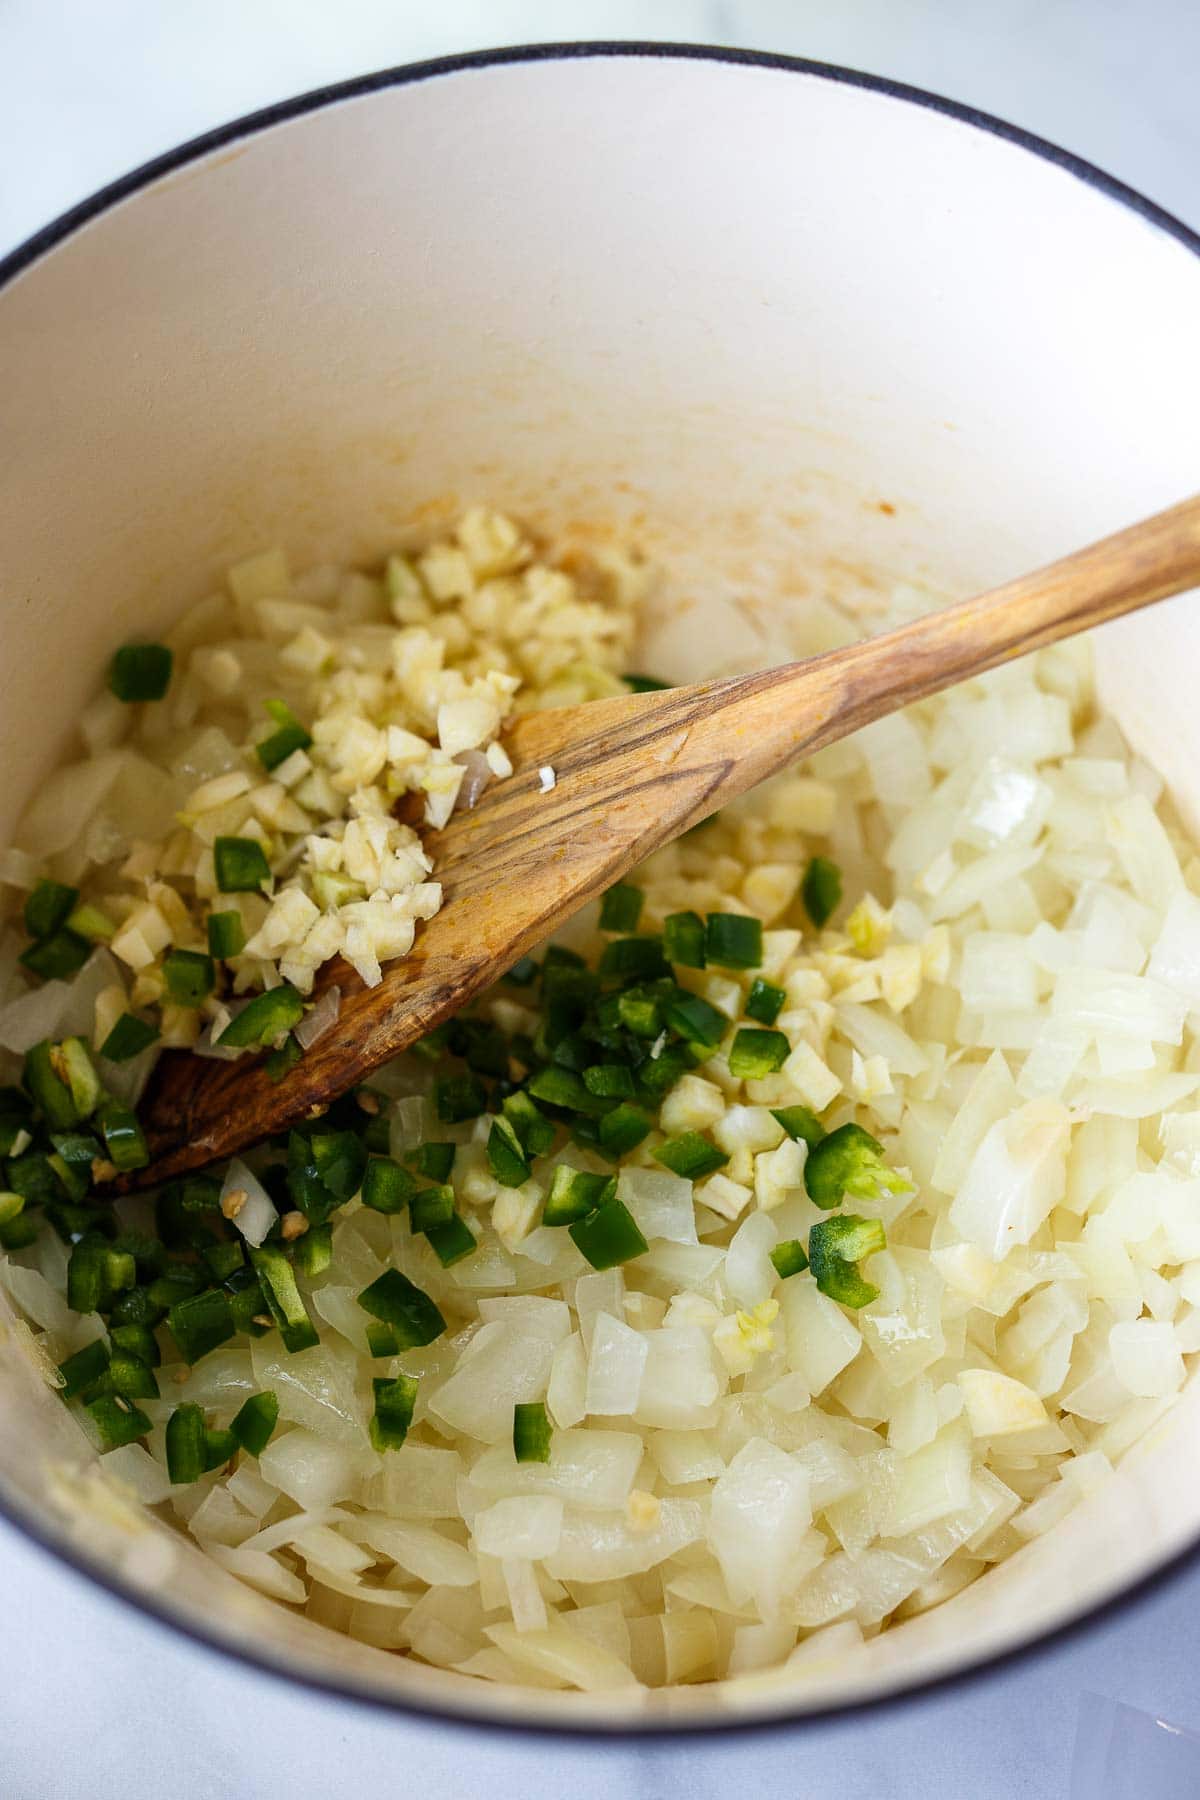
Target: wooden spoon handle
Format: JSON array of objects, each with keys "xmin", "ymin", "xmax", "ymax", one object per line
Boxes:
[
  {"xmin": 783, "ymin": 488, "xmax": 1200, "ymax": 747},
  {"xmin": 403, "ymin": 487, "xmax": 1200, "ymax": 911},
  {"xmin": 615, "ymin": 489, "xmax": 1200, "ymax": 812}
]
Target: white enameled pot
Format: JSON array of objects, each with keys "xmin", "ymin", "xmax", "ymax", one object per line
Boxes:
[{"xmin": 3, "ymin": 43, "xmax": 1200, "ymax": 1734}]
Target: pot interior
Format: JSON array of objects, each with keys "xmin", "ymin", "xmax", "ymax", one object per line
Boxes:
[{"xmin": 2, "ymin": 49, "xmax": 1200, "ymax": 1727}]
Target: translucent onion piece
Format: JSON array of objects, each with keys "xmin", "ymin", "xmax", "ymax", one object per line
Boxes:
[
  {"xmin": 295, "ymin": 984, "xmax": 341, "ymax": 1049},
  {"xmin": 453, "ymin": 750, "xmax": 493, "ymax": 811}
]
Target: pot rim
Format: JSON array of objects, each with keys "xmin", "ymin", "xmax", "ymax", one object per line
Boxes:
[{"xmin": 2, "ymin": 37, "xmax": 1199, "ymax": 1740}]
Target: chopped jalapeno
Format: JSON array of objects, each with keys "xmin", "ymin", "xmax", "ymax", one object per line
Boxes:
[
  {"xmin": 265, "ymin": 1035, "xmax": 302, "ymax": 1081},
  {"xmin": 110, "ymin": 1323, "xmax": 161, "ymax": 1368},
  {"xmin": 598, "ymin": 936, "xmax": 669, "ymax": 980},
  {"xmin": 85, "ymin": 1394, "xmax": 151, "ymax": 1450},
  {"xmin": 24, "ymin": 880, "xmax": 78, "ymax": 941},
  {"xmin": 803, "ymin": 1122, "xmax": 912, "ymax": 1210},
  {"xmin": 231, "ymin": 1390, "xmax": 280, "ymax": 1456},
  {"xmin": 163, "ymin": 948, "xmax": 216, "ymax": 1007},
  {"xmin": 771, "ymin": 1105, "xmax": 825, "ymax": 1149},
  {"xmin": 9, "ymin": 1152, "xmax": 66, "ymax": 1209},
  {"xmin": 502, "ymin": 1091, "xmax": 555, "ymax": 1156},
  {"xmin": 168, "ymin": 1288, "xmax": 235, "ymax": 1364},
  {"xmin": 207, "ymin": 911, "xmax": 246, "ymax": 959},
  {"xmin": 57, "ymin": 1338, "xmax": 110, "ymax": 1399},
  {"xmin": 20, "ymin": 929, "xmax": 90, "ymax": 982},
  {"xmin": 728, "ymin": 1027, "xmax": 790, "ymax": 1080},
  {"xmin": 371, "ymin": 1373, "xmax": 419, "ymax": 1451},
  {"xmin": 663, "ymin": 910, "xmax": 706, "ymax": 968},
  {"xmin": 97, "ymin": 1102, "xmax": 149, "ymax": 1172},
  {"xmin": 99, "ymin": 1013, "xmax": 160, "ymax": 1062},
  {"xmin": 204, "ymin": 1426, "xmax": 239, "ymax": 1472},
  {"xmin": 513, "ymin": 1400, "xmax": 552, "ymax": 1463},
  {"xmin": 362, "ymin": 1157, "xmax": 417, "ymax": 1214},
  {"xmin": 166, "ymin": 1402, "xmax": 207, "ymax": 1482},
  {"xmin": 568, "ymin": 1199, "xmax": 649, "ymax": 1270},
  {"xmin": 93, "ymin": 1348, "xmax": 159, "ymax": 1402},
  {"xmin": 434, "ymin": 1075, "xmax": 487, "ymax": 1123},
  {"xmin": 309, "ymin": 1131, "xmax": 368, "ymax": 1201},
  {"xmin": 770, "ymin": 1239, "xmax": 809, "ymax": 1280},
  {"xmin": 807, "ymin": 1214, "xmax": 886, "ymax": 1308},
  {"xmin": 745, "ymin": 978, "xmax": 786, "ymax": 1025},
  {"xmin": 597, "ymin": 1103, "xmax": 652, "ymax": 1158},
  {"xmin": 68, "ymin": 1239, "xmax": 135, "ymax": 1313},
  {"xmin": 486, "ymin": 1117, "xmax": 531, "ymax": 1187},
  {"xmin": 109, "ymin": 643, "xmax": 172, "ymax": 703},
  {"xmin": 424, "ymin": 1214, "xmax": 477, "ymax": 1268},
  {"xmin": 599, "ymin": 885, "xmax": 644, "ymax": 932},
  {"xmin": 652, "ymin": 1132, "xmax": 727, "ymax": 1181},
  {"xmin": 663, "ymin": 990, "xmax": 727, "ymax": 1049},
  {"xmin": 25, "ymin": 1040, "xmax": 83, "ymax": 1130},
  {"xmin": 543, "ymin": 1167, "xmax": 613, "ymax": 1226},
  {"xmin": 801, "ymin": 856, "xmax": 842, "ymax": 929},
  {"xmin": 218, "ymin": 983, "xmax": 304, "ymax": 1048},
  {"xmin": 527, "ymin": 1066, "xmax": 608, "ymax": 1116},
  {"xmin": 0, "ymin": 1211, "xmax": 39, "ymax": 1250},
  {"xmin": 615, "ymin": 988, "xmax": 662, "ymax": 1037},
  {"xmin": 366, "ymin": 1321, "xmax": 400, "ymax": 1357},
  {"xmin": 226, "ymin": 1269, "xmax": 271, "ymax": 1338},
  {"xmin": 356, "ymin": 1269, "xmax": 445, "ymax": 1349},
  {"xmin": 256, "ymin": 699, "xmax": 312, "ymax": 772},
  {"xmin": 250, "ymin": 1243, "xmax": 320, "ymax": 1353},
  {"xmin": 213, "ymin": 835, "xmax": 272, "ymax": 893},
  {"xmin": 704, "ymin": 913, "xmax": 762, "ymax": 970},
  {"xmin": 636, "ymin": 1045, "xmax": 696, "ymax": 1100},
  {"xmin": 66, "ymin": 904, "xmax": 115, "ymax": 943},
  {"xmin": 410, "ymin": 1185, "xmax": 455, "ymax": 1233},
  {"xmin": 294, "ymin": 1222, "xmax": 333, "ymax": 1276},
  {"xmin": 413, "ymin": 1142, "xmax": 456, "ymax": 1182},
  {"xmin": 582, "ymin": 1064, "xmax": 636, "ymax": 1099},
  {"xmin": 49, "ymin": 1130, "xmax": 102, "ymax": 1199}
]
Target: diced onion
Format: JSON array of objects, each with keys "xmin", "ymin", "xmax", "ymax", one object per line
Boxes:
[
  {"xmin": 294, "ymin": 984, "xmax": 341, "ymax": 1049},
  {"xmin": 585, "ymin": 1312, "xmax": 648, "ymax": 1416}
]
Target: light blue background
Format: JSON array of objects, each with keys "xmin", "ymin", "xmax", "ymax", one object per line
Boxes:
[{"xmin": 3, "ymin": 5, "xmax": 1198, "ymax": 1795}]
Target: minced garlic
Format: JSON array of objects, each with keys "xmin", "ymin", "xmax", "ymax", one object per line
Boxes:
[{"xmin": 16, "ymin": 510, "xmax": 644, "ymax": 1039}]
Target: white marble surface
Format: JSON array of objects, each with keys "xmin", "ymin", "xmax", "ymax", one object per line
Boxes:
[{"xmin": 3, "ymin": 4, "xmax": 1200, "ymax": 1796}]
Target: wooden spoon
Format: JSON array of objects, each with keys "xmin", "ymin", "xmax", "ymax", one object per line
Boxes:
[{"xmin": 125, "ymin": 493, "xmax": 1200, "ymax": 1187}]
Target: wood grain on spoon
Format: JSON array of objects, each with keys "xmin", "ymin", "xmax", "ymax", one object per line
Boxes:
[{"xmin": 126, "ymin": 492, "xmax": 1200, "ymax": 1187}]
